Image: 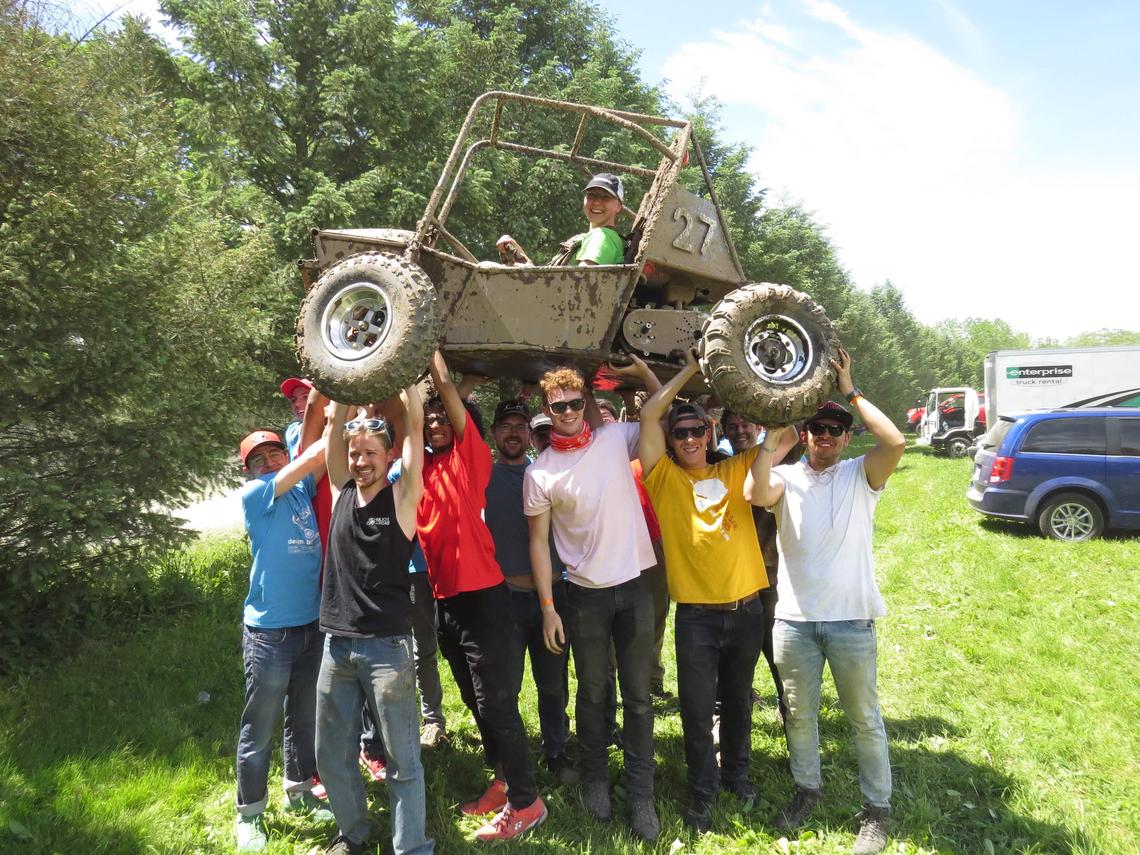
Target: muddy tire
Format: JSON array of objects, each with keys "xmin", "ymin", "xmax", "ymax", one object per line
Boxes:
[
  {"xmin": 701, "ymin": 283, "xmax": 839, "ymax": 425},
  {"xmin": 296, "ymin": 252, "xmax": 441, "ymax": 404},
  {"xmin": 946, "ymin": 436, "xmax": 970, "ymax": 458}
]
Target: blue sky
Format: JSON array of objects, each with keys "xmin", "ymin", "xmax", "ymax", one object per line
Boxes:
[{"xmin": 74, "ymin": 0, "xmax": 1140, "ymax": 340}]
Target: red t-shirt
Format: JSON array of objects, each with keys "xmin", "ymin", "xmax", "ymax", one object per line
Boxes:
[
  {"xmin": 418, "ymin": 412, "xmax": 505, "ymax": 598},
  {"xmin": 630, "ymin": 459, "xmax": 662, "ymax": 543}
]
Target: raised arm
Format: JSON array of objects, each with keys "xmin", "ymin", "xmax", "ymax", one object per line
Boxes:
[
  {"xmin": 429, "ymin": 349, "xmax": 469, "ymax": 442},
  {"xmin": 325, "ymin": 402, "xmax": 352, "ymax": 492},
  {"xmin": 833, "ymin": 348, "xmax": 906, "ymax": 490},
  {"xmin": 744, "ymin": 425, "xmax": 788, "ymax": 507},
  {"xmin": 297, "ymin": 385, "xmax": 329, "ymax": 454},
  {"xmin": 607, "ymin": 353, "xmax": 663, "ymax": 396},
  {"xmin": 527, "ymin": 510, "xmax": 565, "ymax": 655},
  {"xmin": 637, "ymin": 348, "xmax": 701, "ymax": 474},
  {"xmin": 393, "ymin": 385, "xmax": 425, "ymax": 536}
]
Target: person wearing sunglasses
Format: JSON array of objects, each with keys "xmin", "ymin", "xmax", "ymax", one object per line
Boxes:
[
  {"xmin": 636, "ymin": 348, "xmax": 797, "ymax": 834},
  {"xmin": 314, "ymin": 388, "xmax": 434, "ymax": 855},
  {"xmin": 234, "ymin": 425, "xmax": 332, "ymax": 852},
  {"xmin": 748, "ymin": 347, "xmax": 905, "ymax": 855},
  {"xmin": 416, "ymin": 351, "xmax": 547, "ymax": 843},
  {"xmin": 523, "ymin": 366, "xmax": 661, "ymax": 842}
]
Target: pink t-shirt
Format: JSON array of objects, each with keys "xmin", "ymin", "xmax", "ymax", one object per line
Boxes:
[{"xmin": 523, "ymin": 422, "xmax": 655, "ymax": 588}]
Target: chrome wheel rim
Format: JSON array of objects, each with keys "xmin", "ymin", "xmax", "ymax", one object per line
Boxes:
[
  {"xmin": 744, "ymin": 314, "xmax": 813, "ymax": 385},
  {"xmin": 320, "ymin": 282, "xmax": 393, "ymax": 362},
  {"xmin": 1050, "ymin": 502, "xmax": 1095, "ymax": 540}
]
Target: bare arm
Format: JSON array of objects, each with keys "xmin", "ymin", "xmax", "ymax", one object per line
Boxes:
[
  {"xmin": 297, "ymin": 385, "xmax": 329, "ymax": 454},
  {"xmin": 607, "ymin": 353, "xmax": 663, "ymax": 396},
  {"xmin": 457, "ymin": 373, "xmax": 490, "ymax": 400},
  {"xmin": 637, "ymin": 349, "xmax": 701, "ymax": 474},
  {"xmin": 273, "ymin": 437, "xmax": 327, "ymax": 498},
  {"xmin": 528, "ymin": 511, "xmax": 565, "ymax": 654},
  {"xmin": 744, "ymin": 426, "xmax": 787, "ymax": 508},
  {"xmin": 325, "ymin": 403, "xmax": 352, "ymax": 494},
  {"xmin": 582, "ymin": 377, "xmax": 605, "ymax": 430},
  {"xmin": 393, "ymin": 386, "xmax": 425, "ymax": 538},
  {"xmin": 429, "ymin": 350, "xmax": 469, "ymax": 442},
  {"xmin": 832, "ymin": 348, "xmax": 906, "ymax": 490}
]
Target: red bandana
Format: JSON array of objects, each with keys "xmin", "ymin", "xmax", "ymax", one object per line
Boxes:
[{"xmin": 549, "ymin": 420, "xmax": 593, "ymax": 452}]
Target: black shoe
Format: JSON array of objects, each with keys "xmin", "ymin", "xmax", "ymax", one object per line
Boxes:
[
  {"xmin": 323, "ymin": 834, "xmax": 367, "ymax": 855},
  {"xmin": 582, "ymin": 779, "xmax": 612, "ymax": 822},
  {"xmin": 683, "ymin": 798, "xmax": 712, "ymax": 834},
  {"xmin": 853, "ymin": 804, "xmax": 890, "ymax": 854},
  {"xmin": 774, "ymin": 786, "xmax": 820, "ymax": 832},
  {"xmin": 724, "ymin": 780, "xmax": 758, "ymax": 812},
  {"xmin": 627, "ymin": 796, "xmax": 660, "ymax": 842},
  {"xmin": 545, "ymin": 752, "xmax": 579, "ymax": 784}
]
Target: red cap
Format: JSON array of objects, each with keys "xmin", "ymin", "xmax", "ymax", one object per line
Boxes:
[
  {"xmin": 239, "ymin": 430, "xmax": 286, "ymax": 466},
  {"xmin": 280, "ymin": 377, "xmax": 313, "ymax": 399}
]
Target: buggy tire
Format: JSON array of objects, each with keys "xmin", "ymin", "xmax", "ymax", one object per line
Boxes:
[
  {"xmin": 701, "ymin": 283, "xmax": 839, "ymax": 425},
  {"xmin": 1037, "ymin": 492, "xmax": 1104, "ymax": 542},
  {"xmin": 296, "ymin": 252, "xmax": 441, "ymax": 404}
]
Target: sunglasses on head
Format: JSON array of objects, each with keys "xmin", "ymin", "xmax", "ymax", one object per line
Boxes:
[
  {"xmin": 671, "ymin": 424, "xmax": 708, "ymax": 441},
  {"xmin": 345, "ymin": 417, "xmax": 393, "ymax": 442},
  {"xmin": 548, "ymin": 398, "xmax": 586, "ymax": 414},
  {"xmin": 806, "ymin": 423, "xmax": 846, "ymax": 437}
]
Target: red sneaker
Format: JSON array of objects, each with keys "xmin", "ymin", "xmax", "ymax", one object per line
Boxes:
[
  {"xmin": 475, "ymin": 797, "xmax": 548, "ymax": 842},
  {"xmin": 460, "ymin": 778, "xmax": 508, "ymax": 816},
  {"xmin": 310, "ymin": 775, "xmax": 327, "ymax": 800},
  {"xmin": 359, "ymin": 750, "xmax": 387, "ymax": 782}
]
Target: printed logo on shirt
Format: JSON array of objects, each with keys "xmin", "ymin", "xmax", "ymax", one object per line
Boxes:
[
  {"xmin": 290, "ymin": 504, "xmax": 319, "ymax": 550},
  {"xmin": 365, "ymin": 516, "xmax": 391, "ymax": 530},
  {"xmin": 691, "ymin": 477, "xmax": 728, "ymax": 514}
]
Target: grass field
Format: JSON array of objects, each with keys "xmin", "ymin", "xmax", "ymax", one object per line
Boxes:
[{"xmin": 2, "ymin": 439, "xmax": 1137, "ymax": 854}]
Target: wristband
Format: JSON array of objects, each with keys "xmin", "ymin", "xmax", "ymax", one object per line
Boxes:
[
  {"xmin": 761, "ymin": 444, "xmax": 779, "ymax": 453},
  {"xmin": 540, "ymin": 597, "xmax": 554, "ymax": 608},
  {"xmin": 845, "ymin": 387, "xmax": 863, "ymax": 403}
]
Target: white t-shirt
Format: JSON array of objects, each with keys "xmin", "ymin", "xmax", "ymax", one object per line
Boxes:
[
  {"xmin": 772, "ymin": 456, "xmax": 887, "ymax": 621},
  {"xmin": 523, "ymin": 422, "xmax": 655, "ymax": 588}
]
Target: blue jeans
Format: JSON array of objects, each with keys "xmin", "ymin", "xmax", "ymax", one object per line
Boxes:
[
  {"xmin": 676, "ymin": 597, "xmax": 765, "ymax": 803},
  {"xmin": 236, "ymin": 621, "xmax": 322, "ymax": 815},
  {"xmin": 506, "ymin": 583, "xmax": 571, "ymax": 761},
  {"xmin": 773, "ymin": 619, "xmax": 892, "ymax": 807},
  {"xmin": 315, "ymin": 634, "xmax": 433, "ymax": 855},
  {"xmin": 564, "ymin": 574, "xmax": 655, "ymax": 798}
]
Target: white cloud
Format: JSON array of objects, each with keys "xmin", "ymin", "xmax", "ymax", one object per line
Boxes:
[{"xmin": 662, "ymin": 1, "xmax": 1140, "ymax": 341}]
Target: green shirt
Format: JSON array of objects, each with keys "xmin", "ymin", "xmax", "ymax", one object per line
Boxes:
[{"xmin": 570, "ymin": 226, "xmax": 624, "ymax": 265}]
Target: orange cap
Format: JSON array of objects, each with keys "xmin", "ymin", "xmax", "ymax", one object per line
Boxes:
[{"xmin": 239, "ymin": 430, "xmax": 286, "ymax": 466}]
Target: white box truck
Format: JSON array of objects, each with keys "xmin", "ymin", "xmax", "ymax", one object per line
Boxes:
[{"xmin": 984, "ymin": 345, "xmax": 1140, "ymax": 425}]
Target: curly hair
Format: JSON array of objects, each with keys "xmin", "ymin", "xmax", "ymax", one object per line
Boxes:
[{"xmin": 538, "ymin": 367, "xmax": 586, "ymax": 403}]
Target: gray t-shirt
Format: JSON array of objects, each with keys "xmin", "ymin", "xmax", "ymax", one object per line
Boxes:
[{"xmin": 485, "ymin": 460, "xmax": 566, "ymax": 580}]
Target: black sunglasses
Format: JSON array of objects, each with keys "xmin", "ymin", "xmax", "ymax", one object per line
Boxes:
[
  {"xmin": 806, "ymin": 423, "xmax": 846, "ymax": 437},
  {"xmin": 549, "ymin": 398, "xmax": 587, "ymax": 414},
  {"xmin": 671, "ymin": 424, "xmax": 708, "ymax": 441}
]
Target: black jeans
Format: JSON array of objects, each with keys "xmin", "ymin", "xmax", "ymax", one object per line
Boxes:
[
  {"xmin": 676, "ymin": 597, "xmax": 765, "ymax": 803},
  {"xmin": 506, "ymin": 583, "xmax": 571, "ymax": 761},
  {"xmin": 565, "ymin": 573, "xmax": 655, "ymax": 798},
  {"xmin": 758, "ymin": 587, "xmax": 785, "ymax": 708},
  {"xmin": 437, "ymin": 583, "xmax": 537, "ymax": 808}
]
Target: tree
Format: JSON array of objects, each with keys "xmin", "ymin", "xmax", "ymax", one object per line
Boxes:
[
  {"xmin": 0, "ymin": 8, "xmax": 283, "ymax": 663},
  {"xmin": 1063, "ymin": 329, "xmax": 1140, "ymax": 347}
]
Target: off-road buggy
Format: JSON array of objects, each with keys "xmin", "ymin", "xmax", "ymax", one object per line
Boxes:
[{"xmin": 296, "ymin": 91, "xmax": 839, "ymax": 424}]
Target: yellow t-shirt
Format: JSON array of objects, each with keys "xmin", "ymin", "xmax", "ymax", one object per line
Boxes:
[{"xmin": 644, "ymin": 447, "xmax": 768, "ymax": 604}]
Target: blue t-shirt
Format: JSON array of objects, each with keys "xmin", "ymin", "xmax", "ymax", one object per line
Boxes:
[
  {"xmin": 387, "ymin": 458, "xmax": 428, "ymax": 575},
  {"xmin": 285, "ymin": 420, "xmax": 302, "ymax": 459},
  {"xmin": 241, "ymin": 473, "xmax": 322, "ymax": 628}
]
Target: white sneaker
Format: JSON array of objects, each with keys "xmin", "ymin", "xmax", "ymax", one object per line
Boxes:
[{"xmin": 235, "ymin": 813, "xmax": 268, "ymax": 852}]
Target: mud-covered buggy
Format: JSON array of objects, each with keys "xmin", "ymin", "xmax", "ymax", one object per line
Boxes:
[{"xmin": 296, "ymin": 91, "xmax": 839, "ymax": 424}]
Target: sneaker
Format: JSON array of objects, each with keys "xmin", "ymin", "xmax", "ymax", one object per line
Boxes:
[
  {"xmin": 310, "ymin": 775, "xmax": 327, "ymax": 800},
  {"xmin": 546, "ymin": 753, "xmax": 579, "ymax": 784},
  {"xmin": 359, "ymin": 749, "xmax": 386, "ymax": 782},
  {"xmin": 724, "ymin": 780, "xmax": 758, "ymax": 812},
  {"xmin": 581, "ymin": 779, "xmax": 612, "ymax": 822},
  {"xmin": 683, "ymin": 798, "xmax": 712, "ymax": 834},
  {"xmin": 474, "ymin": 796, "xmax": 548, "ymax": 842},
  {"xmin": 323, "ymin": 834, "xmax": 368, "ymax": 855},
  {"xmin": 234, "ymin": 813, "xmax": 268, "ymax": 853},
  {"xmin": 460, "ymin": 778, "xmax": 508, "ymax": 816},
  {"xmin": 420, "ymin": 722, "xmax": 447, "ymax": 749},
  {"xmin": 774, "ymin": 786, "xmax": 821, "ymax": 833},
  {"xmin": 852, "ymin": 804, "xmax": 890, "ymax": 854},
  {"xmin": 285, "ymin": 791, "xmax": 335, "ymax": 823},
  {"xmin": 628, "ymin": 796, "xmax": 660, "ymax": 842}
]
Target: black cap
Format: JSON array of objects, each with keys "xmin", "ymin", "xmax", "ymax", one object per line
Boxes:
[
  {"xmin": 667, "ymin": 401, "xmax": 710, "ymax": 432},
  {"xmin": 583, "ymin": 173, "xmax": 624, "ymax": 202},
  {"xmin": 493, "ymin": 398, "xmax": 530, "ymax": 425},
  {"xmin": 806, "ymin": 401, "xmax": 854, "ymax": 429}
]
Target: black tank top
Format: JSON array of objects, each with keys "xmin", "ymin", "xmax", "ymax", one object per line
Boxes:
[{"xmin": 320, "ymin": 481, "xmax": 415, "ymax": 638}]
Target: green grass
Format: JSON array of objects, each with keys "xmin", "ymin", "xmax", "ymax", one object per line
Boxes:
[{"xmin": 2, "ymin": 441, "xmax": 1138, "ymax": 854}]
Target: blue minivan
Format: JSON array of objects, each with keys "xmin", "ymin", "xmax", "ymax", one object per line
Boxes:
[{"xmin": 967, "ymin": 408, "xmax": 1140, "ymax": 541}]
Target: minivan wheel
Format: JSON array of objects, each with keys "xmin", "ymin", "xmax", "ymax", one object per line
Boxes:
[{"xmin": 1037, "ymin": 492, "xmax": 1104, "ymax": 542}]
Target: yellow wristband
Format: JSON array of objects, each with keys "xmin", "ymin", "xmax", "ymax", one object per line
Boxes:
[{"xmin": 540, "ymin": 597, "xmax": 554, "ymax": 608}]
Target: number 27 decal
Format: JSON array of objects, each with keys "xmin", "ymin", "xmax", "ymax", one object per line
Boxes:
[{"xmin": 672, "ymin": 207, "xmax": 717, "ymax": 255}]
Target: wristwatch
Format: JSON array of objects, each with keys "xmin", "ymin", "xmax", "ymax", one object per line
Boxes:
[{"xmin": 845, "ymin": 387, "xmax": 863, "ymax": 403}]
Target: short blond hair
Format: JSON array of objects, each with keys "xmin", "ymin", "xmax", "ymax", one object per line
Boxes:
[{"xmin": 539, "ymin": 367, "xmax": 586, "ymax": 403}]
